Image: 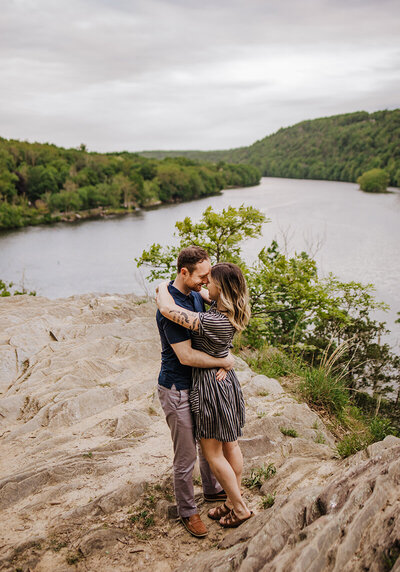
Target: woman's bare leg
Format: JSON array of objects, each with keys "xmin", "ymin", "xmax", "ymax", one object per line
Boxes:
[
  {"xmin": 222, "ymin": 440, "xmax": 243, "ymax": 492},
  {"xmin": 200, "ymin": 438, "xmax": 250, "ymax": 519}
]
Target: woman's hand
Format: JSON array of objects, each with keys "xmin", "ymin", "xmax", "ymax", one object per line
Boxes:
[{"xmin": 216, "ymin": 368, "xmax": 228, "ymax": 382}]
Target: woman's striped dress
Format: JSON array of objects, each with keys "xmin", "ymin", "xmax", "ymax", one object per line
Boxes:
[{"xmin": 190, "ymin": 303, "xmax": 245, "ymax": 442}]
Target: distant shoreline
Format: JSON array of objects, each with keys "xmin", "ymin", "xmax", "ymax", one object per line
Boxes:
[{"xmin": 0, "ymin": 184, "xmax": 259, "ymax": 233}]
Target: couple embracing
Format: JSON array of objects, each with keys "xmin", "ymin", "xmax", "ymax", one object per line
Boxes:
[{"xmin": 156, "ymin": 246, "xmax": 253, "ymax": 538}]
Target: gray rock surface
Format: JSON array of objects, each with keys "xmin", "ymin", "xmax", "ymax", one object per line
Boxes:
[
  {"xmin": 181, "ymin": 436, "xmax": 400, "ymax": 572},
  {"xmin": 0, "ymin": 294, "xmax": 398, "ymax": 571}
]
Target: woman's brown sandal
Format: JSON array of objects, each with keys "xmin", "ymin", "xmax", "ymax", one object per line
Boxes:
[
  {"xmin": 207, "ymin": 503, "xmax": 231, "ymax": 520},
  {"xmin": 219, "ymin": 509, "xmax": 254, "ymax": 528}
]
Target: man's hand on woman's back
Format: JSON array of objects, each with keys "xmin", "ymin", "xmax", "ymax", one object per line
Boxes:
[{"xmin": 222, "ymin": 352, "xmax": 235, "ymax": 371}]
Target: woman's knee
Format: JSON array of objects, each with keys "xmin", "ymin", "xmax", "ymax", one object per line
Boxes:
[
  {"xmin": 200, "ymin": 438, "xmax": 223, "ymax": 462},
  {"xmin": 222, "ymin": 440, "xmax": 240, "ymax": 454}
]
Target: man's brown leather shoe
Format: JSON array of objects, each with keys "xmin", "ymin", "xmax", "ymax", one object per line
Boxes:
[{"xmin": 180, "ymin": 514, "xmax": 208, "ymax": 538}]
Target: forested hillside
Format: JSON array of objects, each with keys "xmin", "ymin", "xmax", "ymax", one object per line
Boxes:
[
  {"xmin": 140, "ymin": 109, "xmax": 400, "ymax": 187},
  {"xmin": 0, "ymin": 139, "xmax": 260, "ymax": 230}
]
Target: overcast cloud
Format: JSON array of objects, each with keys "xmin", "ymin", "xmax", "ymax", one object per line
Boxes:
[{"xmin": 1, "ymin": 0, "xmax": 399, "ymax": 151}]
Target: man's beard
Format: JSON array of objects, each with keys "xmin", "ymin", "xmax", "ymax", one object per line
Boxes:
[{"xmin": 187, "ymin": 280, "xmax": 203, "ymax": 292}]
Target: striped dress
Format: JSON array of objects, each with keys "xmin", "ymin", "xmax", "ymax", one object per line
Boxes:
[{"xmin": 190, "ymin": 303, "xmax": 245, "ymax": 442}]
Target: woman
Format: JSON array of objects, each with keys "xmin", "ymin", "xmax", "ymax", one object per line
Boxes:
[{"xmin": 156, "ymin": 262, "xmax": 253, "ymax": 528}]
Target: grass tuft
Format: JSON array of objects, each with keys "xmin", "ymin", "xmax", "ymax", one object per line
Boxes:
[
  {"xmin": 280, "ymin": 427, "xmax": 298, "ymax": 437},
  {"xmin": 298, "ymin": 368, "xmax": 349, "ymax": 416},
  {"xmin": 243, "ymin": 463, "xmax": 276, "ymax": 489},
  {"xmin": 314, "ymin": 431, "xmax": 326, "ymax": 444},
  {"xmin": 260, "ymin": 493, "xmax": 276, "ymax": 509}
]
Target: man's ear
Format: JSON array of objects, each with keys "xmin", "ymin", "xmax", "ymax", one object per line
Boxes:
[{"xmin": 180, "ymin": 267, "xmax": 189, "ymax": 278}]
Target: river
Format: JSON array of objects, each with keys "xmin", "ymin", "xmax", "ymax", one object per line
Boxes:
[{"xmin": 1, "ymin": 177, "xmax": 399, "ymax": 348}]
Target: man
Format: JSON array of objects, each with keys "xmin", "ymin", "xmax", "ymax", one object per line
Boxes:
[{"xmin": 156, "ymin": 246, "xmax": 233, "ymax": 538}]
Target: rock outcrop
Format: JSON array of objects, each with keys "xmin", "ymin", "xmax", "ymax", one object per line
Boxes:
[{"xmin": 0, "ymin": 294, "xmax": 398, "ymax": 571}]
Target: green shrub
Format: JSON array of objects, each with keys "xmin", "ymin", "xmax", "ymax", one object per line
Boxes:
[
  {"xmin": 336, "ymin": 433, "xmax": 369, "ymax": 457},
  {"xmin": 0, "ymin": 202, "xmax": 25, "ymax": 228},
  {"xmin": 369, "ymin": 417, "xmax": 398, "ymax": 442},
  {"xmin": 357, "ymin": 168, "xmax": 389, "ymax": 193}
]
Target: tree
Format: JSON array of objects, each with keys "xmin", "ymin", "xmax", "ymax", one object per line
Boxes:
[
  {"xmin": 113, "ymin": 173, "xmax": 143, "ymax": 208},
  {"xmin": 0, "ymin": 149, "xmax": 18, "ymax": 202},
  {"xmin": 136, "ymin": 205, "xmax": 268, "ymax": 281},
  {"xmin": 26, "ymin": 165, "xmax": 59, "ymax": 201},
  {"xmin": 49, "ymin": 190, "xmax": 83, "ymax": 212},
  {"xmin": 357, "ymin": 168, "xmax": 389, "ymax": 193},
  {"xmin": 137, "ymin": 205, "xmax": 399, "ymax": 397}
]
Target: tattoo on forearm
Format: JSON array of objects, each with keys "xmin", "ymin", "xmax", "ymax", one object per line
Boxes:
[{"xmin": 170, "ymin": 309, "xmax": 199, "ymax": 330}]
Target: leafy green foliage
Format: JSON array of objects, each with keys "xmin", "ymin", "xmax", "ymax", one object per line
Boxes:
[
  {"xmin": 246, "ymin": 240, "xmax": 322, "ymax": 347},
  {"xmin": 246, "ymin": 343, "xmax": 399, "ymax": 452},
  {"xmin": 136, "ymin": 205, "xmax": 267, "ymax": 281},
  {"xmin": 368, "ymin": 417, "xmax": 398, "ymax": 442},
  {"xmin": 0, "ymin": 279, "xmax": 36, "ymax": 297},
  {"xmin": 138, "ymin": 204, "xmax": 400, "ymax": 400},
  {"xmin": 0, "ymin": 137, "xmax": 261, "ymax": 229},
  {"xmin": 129, "ymin": 509, "xmax": 154, "ymax": 528},
  {"xmin": 358, "ymin": 168, "xmax": 390, "ymax": 193},
  {"xmin": 140, "ymin": 109, "xmax": 400, "ymax": 187},
  {"xmin": 336, "ymin": 432, "xmax": 370, "ymax": 457},
  {"xmin": 246, "ymin": 242, "xmax": 399, "ymax": 397},
  {"xmin": 336, "ymin": 411, "xmax": 399, "ymax": 457},
  {"xmin": 353, "ymin": 391, "xmax": 400, "ymax": 435}
]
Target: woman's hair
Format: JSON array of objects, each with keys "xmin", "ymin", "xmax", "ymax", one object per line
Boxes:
[{"xmin": 211, "ymin": 262, "xmax": 251, "ymax": 332}]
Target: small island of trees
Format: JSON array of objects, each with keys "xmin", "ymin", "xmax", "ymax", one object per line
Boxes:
[{"xmin": 358, "ymin": 168, "xmax": 390, "ymax": 193}]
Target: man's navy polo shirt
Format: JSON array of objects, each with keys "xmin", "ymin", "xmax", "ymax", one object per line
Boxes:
[{"xmin": 157, "ymin": 282, "xmax": 205, "ymax": 390}]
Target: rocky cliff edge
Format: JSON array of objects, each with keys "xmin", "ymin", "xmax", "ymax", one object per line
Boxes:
[{"xmin": 0, "ymin": 294, "xmax": 399, "ymax": 571}]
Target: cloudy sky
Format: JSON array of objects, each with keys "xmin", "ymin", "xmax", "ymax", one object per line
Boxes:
[{"xmin": 1, "ymin": 0, "xmax": 399, "ymax": 152}]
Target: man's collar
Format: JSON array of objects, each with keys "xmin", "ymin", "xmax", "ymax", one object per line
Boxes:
[{"xmin": 168, "ymin": 281, "xmax": 193, "ymax": 300}]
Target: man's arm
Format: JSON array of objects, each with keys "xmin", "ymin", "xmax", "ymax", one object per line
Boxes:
[
  {"xmin": 157, "ymin": 282, "xmax": 200, "ymax": 331},
  {"xmin": 171, "ymin": 339, "xmax": 234, "ymax": 369}
]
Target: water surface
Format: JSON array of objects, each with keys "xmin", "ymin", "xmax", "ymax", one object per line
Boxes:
[{"xmin": 1, "ymin": 177, "xmax": 399, "ymax": 347}]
